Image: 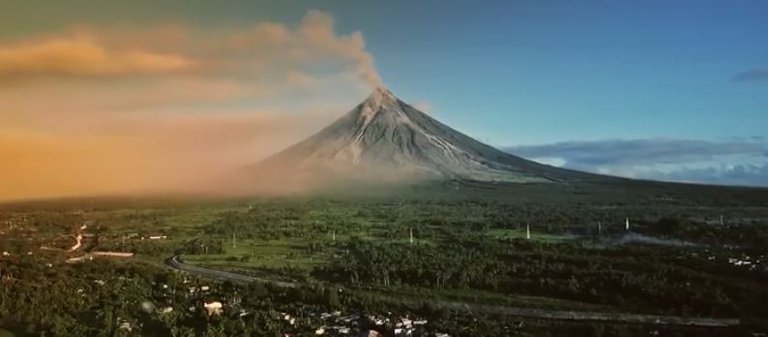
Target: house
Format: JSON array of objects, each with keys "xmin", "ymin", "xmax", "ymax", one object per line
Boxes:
[
  {"xmin": 203, "ymin": 301, "xmax": 223, "ymax": 316},
  {"xmin": 396, "ymin": 318, "xmax": 412, "ymax": 329},
  {"xmin": 118, "ymin": 321, "xmax": 132, "ymax": 331}
]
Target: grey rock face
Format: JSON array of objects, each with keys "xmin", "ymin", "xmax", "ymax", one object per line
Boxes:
[{"xmin": 260, "ymin": 87, "xmax": 592, "ymax": 183}]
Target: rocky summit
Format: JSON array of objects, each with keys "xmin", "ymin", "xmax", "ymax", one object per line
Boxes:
[{"xmin": 259, "ymin": 87, "xmax": 598, "ymax": 184}]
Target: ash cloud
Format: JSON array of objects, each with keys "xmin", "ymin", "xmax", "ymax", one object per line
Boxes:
[{"xmin": 0, "ymin": 10, "xmax": 382, "ymax": 201}]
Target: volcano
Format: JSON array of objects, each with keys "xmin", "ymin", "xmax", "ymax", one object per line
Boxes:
[{"xmin": 258, "ymin": 87, "xmax": 599, "ymax": 185}]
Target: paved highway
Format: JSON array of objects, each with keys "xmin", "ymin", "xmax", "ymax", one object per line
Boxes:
[{"xmin": 166, "ymin": 255, "xmax": 295, "ymax": 288}]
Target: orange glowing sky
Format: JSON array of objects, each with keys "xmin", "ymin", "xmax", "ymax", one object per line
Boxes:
[{"xmin": 0, "ymin": 9, "xmax": 378, "ymax": 201}]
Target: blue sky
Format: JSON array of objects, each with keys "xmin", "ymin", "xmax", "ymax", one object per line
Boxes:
[
  {"xmin": 352, "ymin": 1, "xmax": 768, "ymax": 145},
  {"xmin": 3, "ymin": 0, "xmax": 765, "ymax": 143},
  {"xmin": 2, "ymin": 0, "xmax": 767, "ymax": 190}
]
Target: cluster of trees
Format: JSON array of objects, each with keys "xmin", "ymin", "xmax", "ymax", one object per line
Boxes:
[
  {"xmin": 644, "ymin": 216, "xmax": 768, "ymax": 249},
  {"xmin": 192, "ymin": 197, "xmax": 768, "ymax": 249},
  {"xmin": 1, "ymin": 254, "xmax": 757, "ymax": 337},
  {"xmin": 0, "ymin": 256, "xmax": 351, "ymax": 337},
  {"xmin": 175, "ymin": 238, "xmax": 224, "ymax": 255},
  {"xmin": 316, "ymin": 238, "xmax": 768, "ymax": 318}
]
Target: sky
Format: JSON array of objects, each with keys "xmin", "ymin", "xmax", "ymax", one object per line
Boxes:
[{"xmin": 1, "ymin": 0, "xmax": 767, "ymax": 200}]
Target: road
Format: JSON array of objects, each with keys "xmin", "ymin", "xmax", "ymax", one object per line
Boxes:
[
  {"xmin": 166, "ymin": 255, "xmax": 295, "ymax": 288},
  {"xmin": 166, "ymin": 255, "xmax": 740, "ymax": 327},
  {"xmin": 411, "ymin": 300, "xmax": 739, "ymax": 327}
]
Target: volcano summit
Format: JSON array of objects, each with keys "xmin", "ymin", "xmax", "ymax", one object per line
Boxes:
[{"xmin": 258, "ymin": 87, "xmax": 596, "ymax": 186}]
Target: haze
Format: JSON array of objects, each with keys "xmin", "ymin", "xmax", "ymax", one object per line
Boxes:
[
  {"xmin": 0, "ymin": 10, "xmax": 379, "ymax": 200},
  {"xmin": 1, "ymin": 1, "xmax": 767, "ymax": 201}
]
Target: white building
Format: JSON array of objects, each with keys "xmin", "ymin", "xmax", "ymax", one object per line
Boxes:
[{"xmin": 203, "ymin": 301, "xmax": 223, "ymax": 316}]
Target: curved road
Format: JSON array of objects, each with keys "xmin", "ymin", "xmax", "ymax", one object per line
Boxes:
[
  {"xmin": 166, "ymin": 255, "xmax": 295, "ymax": 288},
  {"xmin": 166, "ymin": 255, "xmax": 739, "ymax": 327}
]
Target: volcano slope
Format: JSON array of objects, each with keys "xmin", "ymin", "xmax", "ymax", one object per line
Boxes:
[
  {"xmin": 256, "ymin": 87, "xmax": 609, "ymax": 188},
  {"xmin": 246, "ymin": 87, "xmax": 768, "ymax": 207}
]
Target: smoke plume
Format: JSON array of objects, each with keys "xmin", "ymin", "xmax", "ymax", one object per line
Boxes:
[{"xmin": 0, "ymin": 10, "xmax": 381, "ymax": 201}]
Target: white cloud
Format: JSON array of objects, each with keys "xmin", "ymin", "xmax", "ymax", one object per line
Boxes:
[{"xmin": 508, "ymin": 138, "xmax": 768, "ymax": 186}]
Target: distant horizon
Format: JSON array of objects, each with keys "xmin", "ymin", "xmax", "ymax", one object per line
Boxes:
[{"xmin": 1, "ymin": 0, "xmax": 766, "ymax": 200}]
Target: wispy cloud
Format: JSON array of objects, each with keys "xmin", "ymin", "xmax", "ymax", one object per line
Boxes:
[
  {"xmin": 733, "ymin": 68, "xmax": 768, "ymax": 82},
  {"xmin": 0, "ymin": 10, "xmax": 380, "ymax": 86},
  {"xmin": 0, "ymin": 37, "xmax": 196, "ymax": 78},
  {"xmin": 506, "ymin": 138, "xmax": 768, "ymax": 186},
  {"xmin": 652, "ymin": 163, "xmax": 768, "ymax": 187},
  {"xmin": 509, "ymin": 139, "xmax": 768, "ymax": 166},
  {"xmin": 0, "ymin": 10, "xmax": 381, "ymax": 201}
]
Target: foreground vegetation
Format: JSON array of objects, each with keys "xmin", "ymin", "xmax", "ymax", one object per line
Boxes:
[{"xmin": 2, "ymin": 181, "xmax": 768, "ymax": 336}]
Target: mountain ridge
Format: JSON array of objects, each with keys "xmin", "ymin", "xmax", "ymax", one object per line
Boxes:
[{"xmin": 257, "ymin": 86, "xmax": 606, "ymax": 185}]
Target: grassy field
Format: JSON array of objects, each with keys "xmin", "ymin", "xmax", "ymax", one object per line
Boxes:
[
  {"xmin": 182, "ymin": 238, "xmax": 328, "ymax": 270},
  {"xmin": 358, "ymin": 286, "xmax": 620, "ymax": 312},
  {"xmin": 486, "ymin": 228, "xmax": 579, "ymax": 242}
]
